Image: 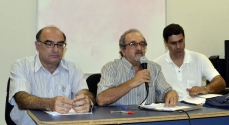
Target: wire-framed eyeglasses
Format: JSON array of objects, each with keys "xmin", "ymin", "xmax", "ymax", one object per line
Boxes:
[{"xmin": 37, "ymin": 40, "xmax": 66, "ymax": 48}]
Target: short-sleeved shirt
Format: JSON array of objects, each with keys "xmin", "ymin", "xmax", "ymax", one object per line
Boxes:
[
  {"xmin": 9, "ymin": 54, "xmax": 88, "ymax": 125},
  {"xmin": 154, "ymin": 49, "xmax": 219, "ymax": 101},
  {"xmin": 97, "ymin": 57, "xmax": 172, "ymax": 105}
]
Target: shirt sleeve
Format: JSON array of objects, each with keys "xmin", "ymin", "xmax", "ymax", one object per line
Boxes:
[
  {"xmin": 153, "ymin": 64, "xmax": 172, "ymax": 102},
  {"xmin": 97, "ymin": 62, "xmax": 116, "ymax": 95},
  {"xmin": 200, "ymin": 54, "xmax": 219, "ymax": 82},
  {"xmin": 9, "ymin": 60, "xmax": 31, "ymax": 105}
]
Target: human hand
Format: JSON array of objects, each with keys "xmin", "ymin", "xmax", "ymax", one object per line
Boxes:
[
  {"xmin": 131, "ymin": 69, "xmax": 150, "ymax": 87},
  {"xmin": 186, "ymin": 86, "xmax": 207, "ymax": 97},
  {"xmin": 51, "ymin": 96, "xmax": 73, "ymax": 114},
  {"xmin": 72, "ymin": 94, "xmax": 92, "ymax": 113},
  {"xmin": 164, "ymin": 90, "xmax": 178, "ymax": 107}
]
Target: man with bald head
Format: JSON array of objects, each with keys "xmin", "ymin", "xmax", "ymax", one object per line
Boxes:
[{"xmin": 8, "ymin": 26, "xmax": 94, "ymax": 125}]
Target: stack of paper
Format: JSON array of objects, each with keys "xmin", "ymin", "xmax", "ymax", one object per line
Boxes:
[
  {"xmin": 140, "ymin": 103, "xmax": 191, "ymax": 111},
  {"xmin": 181, "ymin": 94, "xmax": 222, "ymax": 105}
]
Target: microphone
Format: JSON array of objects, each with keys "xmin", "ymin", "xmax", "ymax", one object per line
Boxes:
[
  {"xmin": 139, "ymin": 56, "xmax": 149, "ymax": 107},
  {"xmin": 140, "ymin": 56, "xmax": 149, "ymax": 88},
  {"xmin": 140, "ymin": 56, "xmax": 148, "ymax": 73}
]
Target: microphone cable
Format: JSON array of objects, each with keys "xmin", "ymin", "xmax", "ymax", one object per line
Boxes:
[
  {"xmin": 139, "ymin": 56, "xmax": 149, "ymax": 108},
  {"xmin": 138, "ymin": 83, "xmax": 149, "ymax": 109},
  {"xmin": 176, "ymin": 109, "xmax": 192, "ymax": 125}
]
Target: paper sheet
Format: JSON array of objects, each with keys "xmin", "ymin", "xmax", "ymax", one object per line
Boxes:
[
  {"xmin": 141, "ymin": 103, "xmax": 190, "ymax": 111},
  {"xmin": 45, "ymin": 109, "xmax": 92, "ymax": 116},
  {"xmin": 197, "ymin": 94, "xmax": 221, "ymax": 98},
  {"xmin": 182, "ymin": 96, "xmax": 206, "ymax": 105},
  {"xmin": 181, "ymin": 94, "xmax": 222, "ymax": 105}
]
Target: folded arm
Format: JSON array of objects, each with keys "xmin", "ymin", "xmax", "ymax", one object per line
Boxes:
[{"xmin": 14, "ymin": 91, "xmax": 73, "ymax": 114}]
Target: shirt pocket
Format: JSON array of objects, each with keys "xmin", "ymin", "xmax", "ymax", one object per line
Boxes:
[
  {"xmin": 187, "ymin": 80, "xmax": 197, "ymax": 88},
  {"xmin": 57, "ymin": 84, "xmax": 71, "ymax": 98}
]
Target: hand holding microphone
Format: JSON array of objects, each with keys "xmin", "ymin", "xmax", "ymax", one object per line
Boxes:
[
  {"xmin": 140, "ymin": 56, "xmax": 149, "ymax": 83},
  {"xmin": 130, "ymin": 56, "xmax": 150, "ymax": 87}
]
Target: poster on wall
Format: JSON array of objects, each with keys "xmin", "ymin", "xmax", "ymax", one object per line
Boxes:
[{"xmin": 37, "ymin": 0, "xmax": 165, "ymax": 73}]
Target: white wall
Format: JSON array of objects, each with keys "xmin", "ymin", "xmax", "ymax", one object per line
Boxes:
[
  {"xmin": 0, "ymin": 1, "xmax": 36, "ymax": 124},
  {"xmin": 1, "ymin": 0, "xmax": 229, "ymax": 124},
  {"xmin": 37, "ymin": 0, "xmax": 166, "ymax": 73},
  {"xmin": 166, "ymin": 0, "xmax": 229, "ymax": 58}
]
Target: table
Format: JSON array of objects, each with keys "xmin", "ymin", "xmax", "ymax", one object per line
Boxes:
[{"xmin": 28, "ymin": 103, "xmax": 229, "ymax": 125}]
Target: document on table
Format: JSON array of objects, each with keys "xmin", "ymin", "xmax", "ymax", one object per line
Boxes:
[
  {"xmin": 45, "ymin": 109, "xmax": 92, "ymax": 116},
  {"xmin": 140, "ymin": 103, "xmax": 191, "ymax": 111},
  {"xmin": 181, "ymin": 94, "xmax": 222, "ymax": 105}
]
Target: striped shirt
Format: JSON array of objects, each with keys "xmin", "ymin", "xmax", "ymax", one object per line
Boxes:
[
  {"xmin": 9, "ymin": 54, "xmax": 88, "ymax": 125},
  {"xmin": 97, "ymin": 57, "xmax": 172, "ymax": 105}
]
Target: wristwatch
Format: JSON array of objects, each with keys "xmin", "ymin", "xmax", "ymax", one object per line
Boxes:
[
  {"xmin": 204, "ymin": 86, "xmax": 209, "ymax": 94},
  {"xmin": 89, "ymin": 99, "xmax": 94, "ymax": 112}
]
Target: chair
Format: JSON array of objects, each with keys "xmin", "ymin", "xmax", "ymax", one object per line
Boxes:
[
  {"xmin": 5, "ymin": 78, "xmax": 16, "ymax": 125},
  {"xmin": 86, "ymin": 74, "xmax": 101, "ymax": 106}
]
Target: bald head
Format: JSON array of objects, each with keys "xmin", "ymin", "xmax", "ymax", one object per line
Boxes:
[{"xmin": 36, "ymin": 26, "xmax": 66, "ymax": 42}]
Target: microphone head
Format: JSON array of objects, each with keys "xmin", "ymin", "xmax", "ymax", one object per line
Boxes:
[{"xmin": 140, "ymin": 56, "xmax": 148, "ymax": 64}]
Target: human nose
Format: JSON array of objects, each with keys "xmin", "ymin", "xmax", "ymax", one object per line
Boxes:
[
  {"xmin": 136, "ymin": 43, "xmax": 143, "ymax": 49},
  {"xmin": 176, "ymin": 42, "xmax": 180, "ymax": 49},
  {"xmin": 52, "ymin": 44, "xmax": 59, "ymax": 52}
]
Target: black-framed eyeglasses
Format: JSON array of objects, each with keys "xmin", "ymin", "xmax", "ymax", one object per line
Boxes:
[
  {"xmin": 123, "ymin": 41, "xmax": 147, "ymax": 48},
  {"xmin": 37, "ymin": 40, "xmax": 66, "ymax": 48}
]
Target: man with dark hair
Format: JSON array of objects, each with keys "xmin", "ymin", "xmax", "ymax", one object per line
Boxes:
[
  {"xmin": 154, "ymin": 23, "xmax": 226, "ymax": 101},
  {"xmin": 9, "ymin": 26, "xmax": 95, "ymax": 125},
  {"xmin": 97, "ymin": 29, "xmax": 178, "ymax": 106}
]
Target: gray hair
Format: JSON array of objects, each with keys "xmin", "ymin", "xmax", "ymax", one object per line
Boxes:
[{"xmin": 119, "ymin": 29, "xmax": 146, "ymax": 57}]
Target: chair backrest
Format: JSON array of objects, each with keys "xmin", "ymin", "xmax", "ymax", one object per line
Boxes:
[
  {"xmin": 86, "ymin": 74, "xmax": 101, "ymax": 106},
  {"xmin": 5, "ymin": 78, "xmax": 16, "ymax": 125}
]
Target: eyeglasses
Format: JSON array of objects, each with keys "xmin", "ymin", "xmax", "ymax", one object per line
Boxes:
[
  {"xmin": 37, "ymin": 40, "xmax": 66, "ymax": 48},
  {"xmin": 123, "ymin": 41, "xmax": 147, "ymax": 48}
]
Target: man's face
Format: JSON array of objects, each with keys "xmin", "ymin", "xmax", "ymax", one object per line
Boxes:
[
  {"xmin": 121, "ymin": 32, "xmax": 146, "ymax": 63},
  {"xmin": 35, "ymin": 27, "xmax": 65, "ymax": 66},
  {"xmin": 165, "ymin": 33, "xmax": 185, "ymax": 57}
]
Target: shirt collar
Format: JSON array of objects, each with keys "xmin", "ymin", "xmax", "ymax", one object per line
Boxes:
[
  {"xmin": 34, "ymin": 54, "xmax": 69, "ymax": 73},
  {"xmin": 165, "ymin": 49, "xmax": 191, "ymax": 64},
  {"xmin": 34, "ymin": 54, "xmax": 42, "ymax": 73},
  {"xmin": 121, "ymin": 57, "xmax": 134, "ymax": 71}
]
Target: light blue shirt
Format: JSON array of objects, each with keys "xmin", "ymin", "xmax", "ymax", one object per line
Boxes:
[{"xmin": 9, "ymin": 54, "xmax": 88, "ymax": 125}]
